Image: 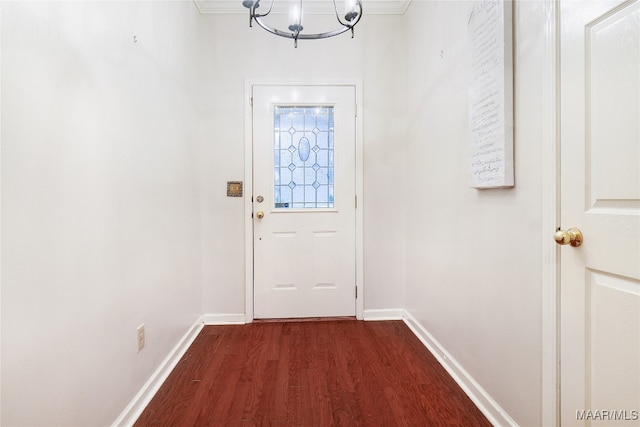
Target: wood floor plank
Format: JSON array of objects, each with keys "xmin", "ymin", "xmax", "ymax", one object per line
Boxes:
[
  {"xmin": 194, "ymin": 328, "xmax": 251, "ymax": 424},
  {"xmin": 134, "ymin": 327, "xmax": 221, "ymax": 425},
  {"xmin": 135, "ymin": 320, "xmax": 492, "ymax": 427}
]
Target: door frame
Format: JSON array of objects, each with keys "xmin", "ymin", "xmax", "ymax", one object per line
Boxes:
[
  {"xmin": 243, "ymin": 80, "xmax": 364, "ymax": 322},
  {"xmin": 541, "ymin": 1, "xmax": 560, "ymax": 426}
]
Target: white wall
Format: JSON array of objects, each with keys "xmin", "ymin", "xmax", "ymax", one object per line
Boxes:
[
  {"xmin": 1, "ymin": 2, "xmax": 202, "ymax": 425},
  {"xmin": 198, "ymin": 12, "xmax": 407, "ymax": 316},
  {"xmin": 403, "ymin": 1, "xmax": 545, "ymax": 425}
]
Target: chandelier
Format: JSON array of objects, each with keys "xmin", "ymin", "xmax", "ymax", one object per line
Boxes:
[{"xmin": 242, "ymin": 0, "xmax": 363, "ymax": 47}]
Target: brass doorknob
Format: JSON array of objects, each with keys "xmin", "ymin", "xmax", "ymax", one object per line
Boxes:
[
  {"xmin": 256, "ymin": 211, "xmax": 264, "ymax": 219},
  {"xmin": 554, "ymin": 227, "xmax": 583, "ymax": 247}
]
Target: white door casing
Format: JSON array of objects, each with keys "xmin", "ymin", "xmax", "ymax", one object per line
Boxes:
[
  {"xmin": 250, "ymin": 84, "xmax": 359, "ymax": 319},
  {"xmin": 560, "ymin": 1, "xmax": 640, "ymax": 426}
]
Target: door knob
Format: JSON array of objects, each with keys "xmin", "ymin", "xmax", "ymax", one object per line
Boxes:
[
  {"xmin": 256, "ymin": 211, "xmax": 264, "ymax": 219},
  {"xmin": 554, "ymin": 227, "xmax": 583, "ymax": 247}
]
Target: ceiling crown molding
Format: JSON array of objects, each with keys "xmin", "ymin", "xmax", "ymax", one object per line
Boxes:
[{"xmin": 193, "ymin": 0, "xmax": 411, "ymax": 15}]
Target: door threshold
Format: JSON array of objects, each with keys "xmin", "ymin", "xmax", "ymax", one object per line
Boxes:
[{"xmin": 253, "ymin": 316, "xmax": 357, "ymax": 323}]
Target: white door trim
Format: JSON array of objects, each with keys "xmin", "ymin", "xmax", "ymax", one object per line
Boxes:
[
  {"xmin": 541, "ymin": 1, "xmax": 560, "ymax": 426},
  {"xmin": 243, "ymin": 79, "xmax": 364, "ymax": 322}
]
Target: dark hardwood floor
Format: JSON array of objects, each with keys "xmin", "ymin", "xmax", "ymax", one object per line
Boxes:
[{"xmin": 134, "ymin": 320, "xmax": 492, "ymax": 426}]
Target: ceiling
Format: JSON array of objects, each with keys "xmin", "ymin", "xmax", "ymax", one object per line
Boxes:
[{"xmin": 193, "ymin": 0, "xmax": 412, "ymax": 15}]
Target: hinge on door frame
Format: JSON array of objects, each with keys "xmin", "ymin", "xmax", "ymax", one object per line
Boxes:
[
  {"xmin": 355, "ymin": 286, "xmax": 358, "ymax": 299},
  {"xmin": 250, "ymin": 96, "xmax": 253, "ymax": 107},
  {"xmin": 355, "ymin": 195, "xmax": 358, "ymax": 209},
  {"xmin": 355, "ymin": 103, "xmax": 358, "ymax": 117}
]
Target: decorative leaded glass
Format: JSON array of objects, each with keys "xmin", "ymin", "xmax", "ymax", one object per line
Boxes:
[{"xmin": 274, "ymin": 106, "xmax": 334, "ymax": 208}]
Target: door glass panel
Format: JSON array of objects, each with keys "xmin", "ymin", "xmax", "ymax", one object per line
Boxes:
[{"xmin": 274, "ymin": 106, "xmax": 334, "ymax": 209}]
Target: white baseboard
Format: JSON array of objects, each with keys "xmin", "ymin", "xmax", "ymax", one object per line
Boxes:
[
  {"xmin": 402, "ymin": 310, "xmax": 518, "ymax": 427},
  {"xmin": 203, "ymin": 313, "xmax": 247, "ymax": 324},
  {"xmin": 363, "ymin": 308, "xmax": 404, "ymax": 321},
  {"xmin": 111, "ymin": 316, "xmax": 204, "ymax": 427}
]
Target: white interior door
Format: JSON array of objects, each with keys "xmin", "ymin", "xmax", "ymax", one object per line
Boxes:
[
  {"xmin": 560, "ymin": 1, "xmax": 640, "ymax": 425},
  {"xmin": 252, "ymin": 85, "xmax": 357, "ymax": 319}
]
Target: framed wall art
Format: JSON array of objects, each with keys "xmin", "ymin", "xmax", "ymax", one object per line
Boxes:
[{"xmin": 468, "ymin": 0, "xmax": 514, "ymax": 189}]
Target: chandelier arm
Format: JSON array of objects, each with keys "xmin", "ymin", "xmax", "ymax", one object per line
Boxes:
[
  {"xmin": 253, "ymin": 15, "xmax": 356, "ymax": 39},
  {"xmin": 250, "ymin": 0, "xmax": 275, "ymax": 19}
]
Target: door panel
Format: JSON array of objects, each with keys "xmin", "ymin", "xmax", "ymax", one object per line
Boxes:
[
  {"xmin": 560, "ymin": 1, "xmax": 640, "ymax": 425},
  {"xmin": 252, "ymin": 85, "xmax": 356, "ymax": 319},
  {"xmin": 587, "ymin": 271, "xmax": 640, "ymax": 414}
]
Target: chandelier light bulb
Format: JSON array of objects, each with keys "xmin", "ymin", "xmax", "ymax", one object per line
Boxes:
[
  {"xmin": 288, "ymin": 2, "xmax": 303, "ymax": 32},
  {"xmin": 344, "ymin": 0, "xmax": 357, "ymax": 21}
]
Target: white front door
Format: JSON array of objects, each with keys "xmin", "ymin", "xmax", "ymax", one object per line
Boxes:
[
  {"xmin": 560, "ymin": 1, "xmax": 640, "ymax": 425},
  {"xmin": 252, "ymin": 85, "xmax": 357, "ymax": 319}
]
